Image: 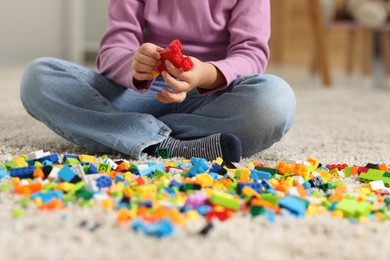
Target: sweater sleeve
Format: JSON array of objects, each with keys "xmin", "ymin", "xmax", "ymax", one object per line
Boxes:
[
  {"xmin": 199, "ymin": 0, "xmax": 271, "ymax": 95},
  {"xmin": 96, "ymin": 0, "xmax": 152, "ymax": 92}
]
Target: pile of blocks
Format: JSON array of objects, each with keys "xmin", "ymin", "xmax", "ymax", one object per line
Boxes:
[{"xmin": 1, "ymin": 150, "xmax": 390, "ymax": 237}]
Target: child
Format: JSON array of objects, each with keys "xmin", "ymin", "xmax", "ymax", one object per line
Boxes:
[{"xmin": 20, "ymin": 0, "xmax": 296, "ymax": 163}]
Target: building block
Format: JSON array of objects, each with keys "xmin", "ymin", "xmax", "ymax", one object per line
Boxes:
[
  {"xmin": 335, "ymin": 198, "xmax": 371, "ymax": 218},
  {"xmin": 58, "ymin": 165, "xmax": 81, "ymax": 183},
  {"xmin": 0, "ymin": 168, "xmax": 8, "ymax": 179},
  {"xmin": 209, "ymin": 192, "xmax": 240, "ymax": 211},
  {"xmin": 95, "ymin": 175, "xmax": 112, "ymax": 189},
  {"xmin": 132, "ymin": 218, "xmax": 174, "ymax": 238},
  {"xmin": 9, "ymin": 166, "xmax": 35, "ymax": 179},
  {"xmin": 156, "ymin": 148, "xmax": 169, "ymax": 159},
  {"xmin": 278, "ymin": 196, "xmax": 308, "ymax": 217},
  {"xmin": 151, "ymin": 39, "xmax": 194, "ymax": 77}
]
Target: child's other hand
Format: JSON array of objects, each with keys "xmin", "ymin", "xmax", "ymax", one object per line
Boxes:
[
  {"xmin": 155, "ymin": 57, "xmax": 218, "ymax": 104},
  {"xmin": 132, "ymin": 43, "xmax": 164, "ymax": 81}
]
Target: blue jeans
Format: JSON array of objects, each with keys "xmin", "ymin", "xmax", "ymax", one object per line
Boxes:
[{"xmin": 20, "ymin": 57, "xmax": 296, "ymax": 160}]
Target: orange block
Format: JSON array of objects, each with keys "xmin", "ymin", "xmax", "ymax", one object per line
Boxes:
[
  {"xmin": 115, "ymin": 161, "xmax": 131, "ymax": 172},
  {"xmin": 33, "ymin": 168, "xmax": 45, "ymax": 179},
  {"xmin": 379, "ymin": 163, "xmax": 389, "ymax": 172},
  {"xmin": 350, "ymin": 166, "xmax": 359, "ymax": 176},
  {"xmin": 296, "ymin": 184, "xmax": 307, "ymax": 198},
  {"xmin": 250, "ymin": 198, "xmax": 280, "ymax": 214},
  {"xmin": 117, "ymin": 208, "xmax": 132, "ymax": 223},
  {"xmin": 239, "ymin": 168, "xmax": 251, "ymax": 181}
]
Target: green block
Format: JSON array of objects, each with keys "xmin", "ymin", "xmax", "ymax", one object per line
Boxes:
[
  {"xmin": 98, "ymin": 163, "xmax": 112, "ymax": 172},
  {"xmin": 156, "ymin": 148, "xmax": 169, "ymax": 159},
  {"xmin": 209, "ymin": 193, "xmax": 240, "ymax": 211},
  {"xmin": 335, "ymin": 199, "xmax": 371, "ymax": 218},
  {"xmin": 69, "ymin": 182, "xmax": 85, "ymax": 195},
  {"xmin": 342, "ymin": 167, "xmax": 352, "ymax": 178},
  {"xmin": 44, "ymin": 182, "xmax": 55, "ymax": 191},
  {"xmin": 5, "ymin": 161, "xmax": 19, "ymax": 169},
  {"xmin": 154, "ymin": 168, "xmax": 167, "ymax": 178},
  {"xmin": 250, "ymin": 205, "xmax": 265, "ymax": 216},
  {"xmin": 18, "ymin": 198, "xmax": 31, "ymax": 208},
  {"xmin": 261, "ymin": 193, "xmax": 278, "ymax": 205},
  {"xmin": 235, "ymin": 170, "xmax": 241, "ymax": 179},
  {"xmin": 0, "ymin": 183, "xmax": 12, "ymax": 192},
  {"xmin": 76, "ymin": 188, "xmax": 94, "ymax": 200},
  {"xmin": 227, "ymin": 182, "xmax": 237, "ymax": 193},
  {"xmin": 331, "ymin": 180, "xmax": 344, "ymax": 189},
  {"xmin": 65, "ymin": 158, "xmax": 80, "ymax": 165},
  {"xmin": 255, "ymin": 166, "xmax": 278, "ymax": 176},
  {"xmin": 12, "ymin": 208, "xmax": 25, "ymax": 218}
]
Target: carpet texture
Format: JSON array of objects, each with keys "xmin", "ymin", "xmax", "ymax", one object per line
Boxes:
[{"xmin": 1, "ymin": 65, "xmax": 390, "ymax": 260}]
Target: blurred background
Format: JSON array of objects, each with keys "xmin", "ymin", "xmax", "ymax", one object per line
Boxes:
[{"xmin": 0, "ymin": 0, "xmax": 389, "ymax": 88}]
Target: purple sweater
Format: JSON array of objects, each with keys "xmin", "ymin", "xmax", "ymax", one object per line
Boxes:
[{"xmin": 96, "ymin": 0, "xmax": 270, "ymax": 93}]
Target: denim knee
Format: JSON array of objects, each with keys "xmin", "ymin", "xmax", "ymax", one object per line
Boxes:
[
  {"xmin": 233, "ymin": 74, "xmax": 296, "ymax": 156},
  {"xmin": 20, "ymin": 57, "xmax": 55, "ymax": 113}
]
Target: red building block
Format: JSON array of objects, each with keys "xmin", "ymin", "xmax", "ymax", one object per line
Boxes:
[{"xmin": 151, "ymin": 39, "xmax": 194, "ymax": 77}]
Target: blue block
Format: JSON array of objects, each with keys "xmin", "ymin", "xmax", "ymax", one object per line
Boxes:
[
  {"xmin": 197, "ymin": 205, "xmax": 212, "ymax": 215},
  {"xmin": 62, "ymin": 154, "xmax": 79, "ymax": 164},
  {"xmin": 115, "ymin": 174, "xmax": 124, "ymax": 183},
  {"xmin": 132, "ymin": 218, "xmax": 174, "ymax": 238},
  {"xmin": 58, "ymin": 165, "xmax": 77, "ymax": 182},
  {"xmin": 0, "ymin": 168, "xmax": 8, "ymax": 179},
  {"xmin": 278, "ymin": 196, "xmax": 308, "ymax": 217},
  {"xmin": 88, "ymin": 164, "xmax": 98, "ymax": 174},
  {"xmin": 185, "ymin": 158, "xmax": 209, "ymax": 177},
  {"xmin": 30, "ymin": 190, "xmax": 64, "ymax": 204},
  {"xmin": 249, "ymin": 171, "xmax": 259, "ymax": 182},
  {"xmin": 36, "ymin": 154, "xmax": 60, "ymax": 164},
  {"xmin": 251, "ymin": 170, "xmax": 272, "ymax": 180},
  {"xmin": 138, "ymin": 166, "xmax": 156, "ymax": 176},
  {"xmin": 10, "ymin": 166, "xmax": 35, "ymax": 179},
  {"xmin": 302, "ymin": 182, "xmax": 311, "ymax": 190},
  {"xmin": 95, "ymin": 175, "xmax": 112, "ymax": 188},
  {"xmin": 139, "ymin": 201, "xmax": 153, "ymax": 207},
  {"xmin": 169, "ymin": 180, "xmax": 183, "ymax": 190}
]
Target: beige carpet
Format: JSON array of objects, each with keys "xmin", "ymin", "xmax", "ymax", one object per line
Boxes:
[{"xmin": 1, "ymin": 65, "xmax": 390, "ymax": 260}]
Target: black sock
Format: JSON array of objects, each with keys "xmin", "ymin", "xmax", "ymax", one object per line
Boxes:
[{"xmin": 145, "ymin": 133, "xmax": 242, "ymax": 162}]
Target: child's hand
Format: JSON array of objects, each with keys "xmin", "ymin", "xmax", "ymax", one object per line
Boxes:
[
  {"xmin": 132, "ymin": 43, "xmax": 164, "ymax": 81},
  {"xmin": 155, "ymin": 57, "xmax": 224, "ymax": 103}
]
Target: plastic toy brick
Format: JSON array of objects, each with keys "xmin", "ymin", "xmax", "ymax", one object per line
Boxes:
[
  {"xmin": 251, "ymin": 169, "xmax": 272, "ymax": 180},
  {"xmin": 58, "ymin": 165, "xmax": 81, "ymax": 183},
  {"xmin": 278, "ymin": 196, "xmax": 308, "ymax": 217},
  {"xmin": 156, "ymin": 148, "xmax": 169, "ymax": 159},
  {"xmin": 359, "ymin": 169, "xmax": 390, "ymax": 187},
  {"xmin": 78, "ymin": 154, "xmax": 96, "ymax": 163},
  {"xmin": 195, "ymin": 173, "xmax": 214, "ymax": 187},
  {"xmin": 0, "ymin": 168, "xmax": 8, "ymax": 179},
  {"xmin": 132, "ymin": 218, "xmax": 174, "ymax": 238},
  {"xmin": 95, "ymin": 175, "xmax": 112, "ymax": 189},
  {"xmin": 209, "ymin": 192, "xmax": 240, "ymax": 211},
  {"xmin": 10, "ymin": 166, "xmax": 35, "ymax": 179},
  {"xmin": 335, "ymin": 198, "xmax": 371, "ymax": 218},
  {"xmin": 185, "ymin": 158, "xmax": 209, "ymax": 178},
  {"xmin": 97, "ymin": 163, "xmax": 112, "ymax": 173},
  {"xmin": 151, "ymin": 39, "xmax": 194, "ymax": 77},
  {"xmin": 104, "ymin": 158, "xmax": 118, "ymax": 171},
  {"xmin": 250, "ymin": 205, "xmax": 266, "ymax": 216},
  {"xmin": 237, "ymin": 182, "xmax": 263, "ymax": 195},
  {"xmin": 254, "ymin": 166, "xmax": 278, "ymax": 176},
  {"xmin": 199, "ymin": 222, "xmax": 214, "ymax": 236}
]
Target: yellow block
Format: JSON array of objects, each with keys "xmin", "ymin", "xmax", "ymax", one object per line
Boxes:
[
  {"xmin": 55, "ymin": 182, "xmax": 74, "ymax": 192},
  {"xmin": 196, "ymin": 173, "xmax": 214, "ymax": 187},
  {"xmin": 78, "ymin": 154, "xmax": 97, "ymax": 163}
]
